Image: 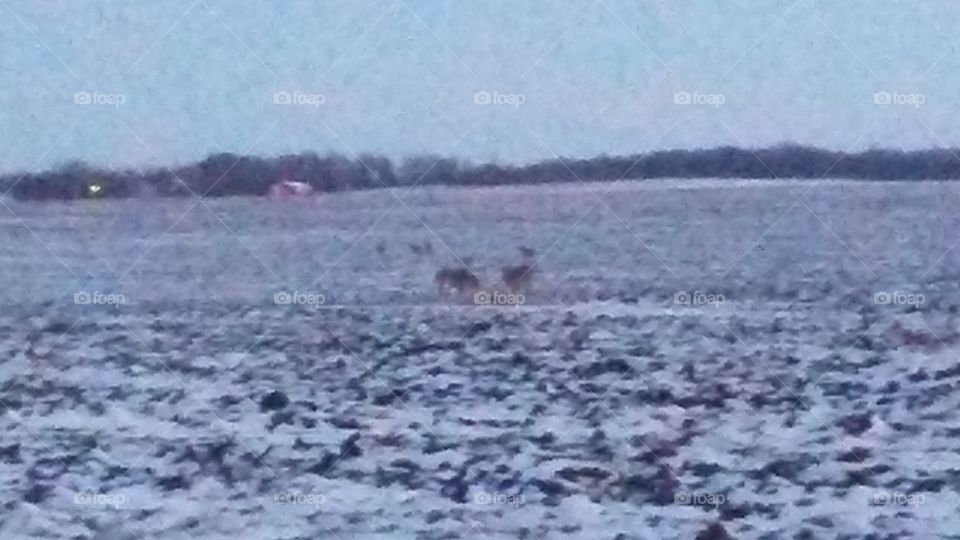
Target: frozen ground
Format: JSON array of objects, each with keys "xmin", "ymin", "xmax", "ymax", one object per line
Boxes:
[{"xmin": 2, "ymin": 179, "xmax": 960, "ymax": 539}]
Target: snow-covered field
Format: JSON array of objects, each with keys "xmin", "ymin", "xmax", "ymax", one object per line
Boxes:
[{"xmin": 2, "ymin": 179, "xmax": 960, "ymax": 539}]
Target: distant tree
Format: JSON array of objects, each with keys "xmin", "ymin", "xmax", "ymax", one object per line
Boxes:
[
  {"xmin": 10, "ymin": 145, "xmax": 960, "ymax": 201},
  {"xmin": 399, "ymin": 155, "xmax": 461, "ymax": 186}
]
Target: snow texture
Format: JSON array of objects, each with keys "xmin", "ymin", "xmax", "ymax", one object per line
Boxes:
[{"xmin": 1, "ymin": 180, "xmax": 959, "ymax": 539}]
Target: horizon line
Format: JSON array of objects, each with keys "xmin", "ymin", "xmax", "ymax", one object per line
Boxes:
[{"xmin": 5, "ymin": 142, "xmax": 960, "ymax": 177}]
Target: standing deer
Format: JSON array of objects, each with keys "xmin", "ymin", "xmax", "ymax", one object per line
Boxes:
[
  {"xmin": 501, "ymin": 247, "xmax": 536, "ymax": 292},
  {"xmin": 435, "ymin": 266, "xmax": 481, "ymax": 297}
]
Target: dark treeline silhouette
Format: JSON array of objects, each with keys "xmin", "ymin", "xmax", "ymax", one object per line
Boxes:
[{"xmin": 4, "ymin": 144, "xmax": 960, "ymax": 201}]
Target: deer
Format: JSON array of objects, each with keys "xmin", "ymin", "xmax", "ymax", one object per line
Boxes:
[
  {"xmin": 501, "ymin": 246, "xmax": 536, "ymax": 292},
  {"xmin": 428, "ymin": 244, "xmax": 480, "ymax": 298},
  {"xmin": 435, "ymin": 266, "xmax": 481, "ymax": 297}
]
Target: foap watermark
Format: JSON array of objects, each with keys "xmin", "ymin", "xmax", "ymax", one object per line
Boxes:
[
  {"xmin": 473, "ymin": 90, "xmax": 526, "ymax": 109},
  {"xmin": 473, "ymin": 491, "xmax": 524, "ymax": 508},
  {"xmin": 674, "ymin": 290, "xmax": 724, "ymax": 307},
  {"xmin": 74, "ymin": 291, "xmax": 126, "ymax": 306},
  {"xmin": 473, "ymin": 290, "xmax": 525, "ymax": 306},
  {"xmin": 74, "ymin": 91, "xmax": 126, "ymax": 108},
  {"xmin": 674, "ymin": 91, "xmax": 725, "ymax": 108},
  {"xmin": 74, "ymin": 492, "xmax": 126, "ymax": 508},
  {"xmin": 873, "ymin": 91, "xmax": 925, "ymax": 109},
  {"xmin": 674, "ymin": 491, "xmax": 725, "ymax": 507},
  {"xmin": 274, "ymin": 291, "xmax": 326, "ymax": 306},
  {"xmin": 871, "ymin": 490, "xmax": 925, "ymax": 507},
  {"xmin": 274, "ymin": 90, "xmax": 326, "ymax": 108},
  {"xmin": 873, "ymin": 291, "xmax": 925, "ymax": 306},
  {"xmin": 273, "ymin": 491, "xmax": 326, "ymax": 507}
]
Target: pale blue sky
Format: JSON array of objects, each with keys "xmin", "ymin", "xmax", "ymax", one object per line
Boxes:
[{"xmin": 1, "ymin": 0, "xmax": 958, "ymax": 171}]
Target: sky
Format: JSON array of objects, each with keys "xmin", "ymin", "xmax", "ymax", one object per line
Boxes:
[{"xmin": 1, "ymin": 0, "xmax": 959, "ymax": 172}]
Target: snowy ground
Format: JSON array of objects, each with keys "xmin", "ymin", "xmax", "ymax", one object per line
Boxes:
[{"xmin": 2, "ymin": 179, "xmax": 960, "ymax": 539}]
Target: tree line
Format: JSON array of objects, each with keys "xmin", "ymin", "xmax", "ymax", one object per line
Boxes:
[{"xmin": 4, "ymin": 144, "xmax": 960, "ymax": 201}]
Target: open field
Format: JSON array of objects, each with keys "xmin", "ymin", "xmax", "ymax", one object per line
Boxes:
[{"xmin": 2, "ymin": 179, "xmax": 960, "ymax": 539}]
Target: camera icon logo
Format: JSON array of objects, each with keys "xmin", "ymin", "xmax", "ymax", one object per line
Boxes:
[
  {"xmin": 473, "ymin": 491, "xmax": 492, "ymax": 504},
  {"xmin": 873, "ymin": 91, "xmax": 892, "ymax": 105},
  {"xmin": 473, "ymin": 91, "xmax": 492, "ymax": 105},
  {"xmin": 870, "ymin": 491, "xmax": 889, "ymax": 505}
]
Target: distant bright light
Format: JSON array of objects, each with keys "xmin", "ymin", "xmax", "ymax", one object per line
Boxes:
[{"xmin": 88, "ymin": 184, "xmax": 101, "ymax": 195}]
